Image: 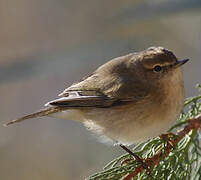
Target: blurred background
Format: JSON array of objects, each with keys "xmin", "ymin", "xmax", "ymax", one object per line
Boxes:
[{"xmin": 0, "ymin": 0, "xmax": 201, "ymax": 179}]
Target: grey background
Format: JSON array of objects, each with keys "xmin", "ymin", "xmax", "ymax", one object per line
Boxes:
[{"xmin": 0, "ymin": 0, "xmax": 201, "ymax": 179}]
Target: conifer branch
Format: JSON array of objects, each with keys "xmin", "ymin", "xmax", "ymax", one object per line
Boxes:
[{"xmin": 121, "ymin": 115, "xmax": 201, "ymax": 180}]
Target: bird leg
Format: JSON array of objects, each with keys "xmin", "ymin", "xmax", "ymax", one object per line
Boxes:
[{"xmin": 119, "ymin": 144, "xmax": 151, "ymax": 175}]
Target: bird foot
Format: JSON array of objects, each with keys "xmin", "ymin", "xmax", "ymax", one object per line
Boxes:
[{"xmin": 120, "ymin": 144, "xmax": 151, "ymax": 175}]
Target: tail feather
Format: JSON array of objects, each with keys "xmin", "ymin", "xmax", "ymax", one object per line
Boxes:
[{"xmin": 4, "ymin": 106, "xmax": 65, "ymax": 126}]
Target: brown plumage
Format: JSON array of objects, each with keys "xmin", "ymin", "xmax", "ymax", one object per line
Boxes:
[{"xmin": 5, "ymin": 46, "xmax": 188, "ymax": 145}]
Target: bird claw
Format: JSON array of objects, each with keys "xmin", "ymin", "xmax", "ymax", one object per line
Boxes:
[{"xmin": 120, "ymin": 144, "xmax": 152, "ymax": 176}]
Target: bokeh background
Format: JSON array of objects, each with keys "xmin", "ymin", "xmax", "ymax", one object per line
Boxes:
[{"xmin": 0, "ymin": 0, "xmax": 201, "ymax": 179}]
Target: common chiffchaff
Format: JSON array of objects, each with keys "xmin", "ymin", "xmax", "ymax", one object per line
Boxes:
[{"xmin": 6, "ymin": 47, "xmax": 188, "ymax": 146}]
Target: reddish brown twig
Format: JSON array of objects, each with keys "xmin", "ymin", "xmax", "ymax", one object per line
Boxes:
[{"xmin": 121, "ymin": 115, "xmax": 201, "ymax": 180}]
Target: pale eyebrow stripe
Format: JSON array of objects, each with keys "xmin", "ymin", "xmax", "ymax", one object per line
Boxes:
[{"xmin": 145, "ymin": 62, "xmax": 175, "ymax": 70}]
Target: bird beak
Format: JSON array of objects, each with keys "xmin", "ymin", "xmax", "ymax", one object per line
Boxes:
[{"xmin": 174, "ymin": 59, "xmax": 189, "ymax": 68}]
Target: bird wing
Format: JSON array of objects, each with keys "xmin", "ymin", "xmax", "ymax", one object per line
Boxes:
[
  {"xmin": 57, "ymin": 53, "xmax": 148, "ymax": 101},
  {"xmin": 45, "ymin": 91, "xmax": 117, "ymax": 107},
  {"xmin": 5, "ymin": 53, "xmax": 145, "ymax": 126}
]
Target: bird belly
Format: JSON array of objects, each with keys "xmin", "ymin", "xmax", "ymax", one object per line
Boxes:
[
  {"xmin": 48, "ymin": 96, "xmax": 183, "ymax": 146},
  {"xmin": 81, "ymin": 96, "xmax": 183, "ymax": 145}
]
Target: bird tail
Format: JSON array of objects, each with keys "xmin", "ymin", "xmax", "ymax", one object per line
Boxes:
[{"xmin": 4, "ymin": 106, "xmax": 65, "ymax": 126}]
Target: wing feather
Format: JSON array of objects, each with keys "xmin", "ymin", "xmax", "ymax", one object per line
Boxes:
[{"xmin": 46, "ymin": 91, "xmax": 116, "ymax": 107}]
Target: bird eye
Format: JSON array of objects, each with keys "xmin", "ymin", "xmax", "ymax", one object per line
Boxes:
[{"xmin": 153, "ymin": 65, "xmax": 162, "ymax": 72}]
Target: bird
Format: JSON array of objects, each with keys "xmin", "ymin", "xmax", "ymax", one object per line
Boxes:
[{"xmin": 5, "ymin": 46, "xmax": 188, "ymax": 152}]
